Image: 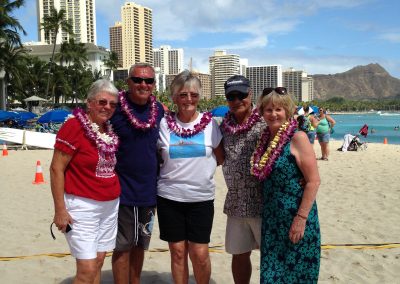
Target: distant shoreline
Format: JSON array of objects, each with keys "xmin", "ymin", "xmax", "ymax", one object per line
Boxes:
[{"xmin": 330, "ymin": 111, "xmax": 400, "ymax": 115}]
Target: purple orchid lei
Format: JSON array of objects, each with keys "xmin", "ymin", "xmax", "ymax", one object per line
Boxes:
[
  {"xmin": 250, "ymin": 119, "xmax": 297, "ymax": 181},
  {"xmin": 166, "ymin": 111, "xmax": 213, "ymax": 138},
  {"xmin": 119, "ymin": 91, "xmax": 158, "ymax": 130},
  {"xmin": 221, "ymin": 108, "xmax": 261, "ymax": 135},
  {"xmin": 73, "ymin": 108, "xmax": 119, "ymax": 154}
]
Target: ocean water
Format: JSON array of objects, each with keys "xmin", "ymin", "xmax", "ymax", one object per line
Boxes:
[{"xmin": 329, "ymin": 112, "xmax": 400, "ymax": 145}]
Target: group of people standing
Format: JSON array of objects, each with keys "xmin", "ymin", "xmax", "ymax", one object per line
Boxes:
[{"xmin": 50, "ymin": 63, "xmax": 322, "ymax": 284}]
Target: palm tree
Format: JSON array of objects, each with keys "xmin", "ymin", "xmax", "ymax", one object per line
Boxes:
[
  {"xmin": 41, "ymin": 7, "xmax": 73, "ymax": 100},
  {"xmin": 103, "ymin": 51, "xmax": 119, "ymax": 79},
  {"xmin": 0, "ymin": 0, "xmax": 26, "ymax": 46},
  {"xmin": 56, "ymin": 38, "xmax": 88, "ymax": 67}
]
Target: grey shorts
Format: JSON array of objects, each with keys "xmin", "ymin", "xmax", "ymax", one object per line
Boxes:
[
  {"xmin": 114, "ymin": 205, "xmax": 155, "ymax": 251},
  {"xmin": 225, "ymin": 216, "xmax": 261, "ymax": 254}
]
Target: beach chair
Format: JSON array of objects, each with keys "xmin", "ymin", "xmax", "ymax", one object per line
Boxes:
[{"xmin": 338, "ymin": 134, "xmax": 367, "ymax": 152}]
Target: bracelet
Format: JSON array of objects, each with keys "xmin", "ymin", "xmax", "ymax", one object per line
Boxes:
[{"xmin": 296, "ymin": 213, "xmax": 307, "ymax": 220}]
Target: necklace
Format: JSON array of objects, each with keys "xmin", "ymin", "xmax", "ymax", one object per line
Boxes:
[
  {"xmin": 250, "ymin": 119, "xmax": 297, "ymax": 181},
  {"xmin": 166, "ymin": 111, "xmax": 212, "ymax": 138},
  {"xmin": 221, "ymin": 108, "xmax": 261, "ymax": 135},
  {"xmin": 119, "ymin": 91, "xmax": 158, "ymax": 130},
  {"xmin": 73, "ymin": 108, "xmax": 119, "ymax": 154}
]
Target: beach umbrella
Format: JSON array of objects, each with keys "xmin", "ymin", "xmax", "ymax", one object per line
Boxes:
[
  {"xmin": 23, "ymin": 95, "xmax": 48, "ymax": 102},
  {"xmin": 16, "ymin": 111, "xmax": 37, "ymax": 121},
  {"xmin": 0, "ymin": 110, "xmax": 19, "ymax": 121},
  {"xmin": 37, "ymin": 109, "xmax": 71, "ymax": 123},
  {"xmin": 210, "ymin": 105, "xmax": 229, "ymax": 117}
]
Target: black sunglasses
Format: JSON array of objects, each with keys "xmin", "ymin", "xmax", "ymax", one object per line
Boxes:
[
  {"xmin": 262, "ymin": 87, "xmax": 288, "ymax": 97},
  {"xmin": 130, "ymin": 76, "xmax": 155, "ymax": 84},
  {"xmin": 50, "ymin": 222, "xmax": 72, "ymax": 240},
  {"xmin": 95, "ymin": 99, "xmax": 118, "ymax": 109},
  {"xmin": 225, "ymin": 92, "xmax": 249, "ymax": 102}
]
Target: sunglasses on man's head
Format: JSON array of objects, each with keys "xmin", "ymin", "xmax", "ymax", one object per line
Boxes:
[
  {"xmin": 262, "ymin": 87, "xmax": 288, "ymax": 97},
  {"xmin": 130, "ymin": 76, "xmax": 155, "ymax": 85},
  {"xmin": 95, "ymin": 99, "xmax": 118, "ymax": 109},
  {"xmin": 225, "ymin": 92, "xmax": 249, "ymax": 102}
]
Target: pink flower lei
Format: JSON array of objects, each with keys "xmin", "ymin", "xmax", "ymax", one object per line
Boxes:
[
  {"xmin": 221, "ymin": 108, "xmax": 261, "ymax": 135},
  {"xmin": 73, "ymin": 108, "xmax": 119, "ymax": 154},
  {"xmin": 166, "ymin": 111, "xmax": 213, "ymax": 138},
  {"xmin": 119, "ymin": 91, "xmax": 158, "ymax": 130},
  {"xmin": 250, "ymin": 119, "xmax": 297, "ymax": 181}
]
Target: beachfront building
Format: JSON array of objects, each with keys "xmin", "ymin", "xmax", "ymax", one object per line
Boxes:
[
  {"xmin": 109, "ymin": 22, "xmax": 123, "ymax": 68},
  {"xmin": 37, "ymin": 0, "xmax": 96, "ymax": 45},
  {"xmin": 283, "ymin": 68, "xmax": 314, "ymax": 102},
  {"xmin": 120, "ymin": 2, "xmax": 153, "ymax": 68},
  {"xmin": 209, "ymin": 50, "xmax": 240, "ymax": 98},
  {"xmin": 246, "ymin": 65, "xmax": 283, "ymax": 103},
  {"xmin": 163, "ymin": 72, "xmax": 212, "ymax": 100},
  {"xmin": 153, "ymin": 45, "xmax": 184, "ymax": 75},
  {"xmin": 25, "ymin": 42, "xmax": 110, "ymax": 76}
]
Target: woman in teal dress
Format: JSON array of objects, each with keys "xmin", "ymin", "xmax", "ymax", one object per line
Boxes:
[{"xmin": 251, "ymin": 87, "xmax": 321, "ymax": 283}]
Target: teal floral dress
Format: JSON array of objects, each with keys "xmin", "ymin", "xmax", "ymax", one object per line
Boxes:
[{"xmin": 260, "ymin": 142, "xmax": 320, "ymax": 283}]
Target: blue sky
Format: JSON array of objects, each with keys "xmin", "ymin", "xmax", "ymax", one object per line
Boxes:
[{"xmin": 14, "ymin": 0, "xmax": 400, "ymax": 78}]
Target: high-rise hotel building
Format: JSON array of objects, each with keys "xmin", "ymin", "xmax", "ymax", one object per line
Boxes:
[
  {"xmin": 153, "ymin": 45, "xmax": 184, "ymax": 75},
  {"xmin": 283, "ymin": 68, "xmax": 314, "ymax": 102},
  {"xmin": 246, "ymin": 65, "xmax": 283, "ymax": 102},
  {"xmin": 37, "ymin": 0, "xmax": 96, "ymax": 44},
  {"xmin": 209, "ymin": 50, "xmax": 240, "ymax": 97},
  {"xmin": 121, "ymin": 2, "xmax": 153, "ymax": 68},
  {"xmin": 109, "ymin": 22, "xmax": 123, "ymax": 68}
]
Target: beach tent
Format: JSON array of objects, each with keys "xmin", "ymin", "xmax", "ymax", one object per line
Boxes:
[
  {"xmin": 297, "ymin": 105, "xmax": 319, "ymax": 115},
  {"xmin": 211, "ymin": 105, "xmax": 229, "ymax": 117},
  {"xmin": 23, "ymin": 95, "xmax": 48, "ymax": 102},
  {"xmin": 37, "ymin": 109, "xmax": 71, "ymax": 123}
]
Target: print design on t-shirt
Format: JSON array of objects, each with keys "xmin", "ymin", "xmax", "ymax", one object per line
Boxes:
[{"xmin": 169, "ymin": 132, "xmax": 206, "ymax": 159}]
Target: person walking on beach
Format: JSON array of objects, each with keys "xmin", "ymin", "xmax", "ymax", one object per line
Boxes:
[
  {"xmin": 252, "ymin": 87, "xmax": 321, "ymax": 283},
  {"xmin": 50, "ymin": 79, "xmax": 120, "ymax": 284},
  {"xmin": 156, "ymin": 70, "xmax": 224, "ymax": 284},
  {"xmin": 110, "ymin": 63, "xmax": 164, "ymax": 284},
  {"xmin": 220, "ymin": 75, "xmax": 266, "ymax": 284},
  {"xmin": 298, "ymin": 105, "xmax": 319, "ymax": 144},
  {"xmin": 316, "ymin": 107, "xmax": 336, "ymax": 160}
]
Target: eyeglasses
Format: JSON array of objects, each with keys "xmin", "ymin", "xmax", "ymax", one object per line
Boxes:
[
  {"xmin": 262, "ymin": 87, "xmax": 288, "ymax": 97},
  {"xmin": 50, "ymin": 222, "xmax": 72, "ymax": 240},
  {"xmin": 130, "ymin": 76, "xmax": 155, "ymax": 85},
  {"xmin": 178, "ymin": 92, "xmax": 200, "ymax": 100},
  {"xmin": 225, "ymin": 92, "xmax": 249, "ymax": 102},
  {"xmin": 95, "ymin": 99, "xmax": 118, "ymax": 109}
]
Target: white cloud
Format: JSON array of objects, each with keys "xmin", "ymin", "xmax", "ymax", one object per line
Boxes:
[{"xmin": 379, "ymin": 32, "xmax": 400, "ymax": 43}]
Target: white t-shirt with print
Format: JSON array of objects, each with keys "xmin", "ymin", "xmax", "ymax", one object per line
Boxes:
[{"xmin": 157, "ymin": 113, "xmax": 222, "ymax": 202}]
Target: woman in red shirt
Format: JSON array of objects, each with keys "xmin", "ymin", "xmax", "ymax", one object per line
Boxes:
[{"xmin": 50, "ymin": 79, "xmax": 120, "ymax": 284}]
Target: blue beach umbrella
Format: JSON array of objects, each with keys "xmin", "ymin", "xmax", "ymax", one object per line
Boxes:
[
  {"xmin": 37, "ymin": 109, "xmax": 71, "ymax": 123},
  {"xmin": 16, "ymin": 111, "xmax": 37, "ymax": 121},
  {"xmin": 210, "ymin": 105, "xmax": 229, "ymax": 117},
  {"xmin": 0, "ymin": 110, "xmax": 19, "ymax": 121}
]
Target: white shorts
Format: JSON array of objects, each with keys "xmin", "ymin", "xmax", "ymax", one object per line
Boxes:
[
  {"xmin": 64, "ymin": 194, "xmax": 120, "ymax": 259},
  {"xmin": 225, "ymin": 216, "xmax": 261, "ymax": 255}
]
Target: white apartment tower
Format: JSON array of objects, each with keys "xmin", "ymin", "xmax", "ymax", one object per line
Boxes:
[
  {"xmin": 209, "ymin": 50, "xmax": 240, "ymax": 97},
  {"xmin": 121, "ymin": 2, "xmax": 153, "ymax": 68},
  {"xmin": 153, "ymin": 45, "xmax": 184, "ymax": 75},
  {"xmin": 282, "ymin": 68, "xmax": 314, "ymax": 102},
  {"xmin": 37, "ymin": 0, "xmax": 96, "ymax": 44},
  {"xmin": 246, "ymin": 65, "xmax": 283, "ymax": 102}
]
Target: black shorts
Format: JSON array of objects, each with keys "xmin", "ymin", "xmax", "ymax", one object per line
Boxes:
[
  {"xmin": 157, "ymin": 196, "xmax": 214, "ymax": 244},
  {"xmin": 114, "ymin": 205, "xmax": 155, "ymax": 251}
]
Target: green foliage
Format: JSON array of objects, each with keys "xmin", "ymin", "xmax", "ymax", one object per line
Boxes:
[{"xmin": 311, "ymin": 98, "xmax": 400, "ymax": 112}]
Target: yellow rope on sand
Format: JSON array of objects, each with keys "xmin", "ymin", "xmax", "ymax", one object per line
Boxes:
[{"xmin": 1, "ymin": 243, "xmax": 399, "ymax": 261}]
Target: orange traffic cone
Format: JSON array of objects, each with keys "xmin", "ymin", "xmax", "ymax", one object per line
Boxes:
[
  {"xmin": 2, "ymin": 143, "xmax": 8, "ymax": 156},
  {"xmin": 32, "ymin": 160, "xmax": 46, "ymax": 184},
  {"xmin": 383, "ymin": 137, "xmax": 388, "ymax": 144}
]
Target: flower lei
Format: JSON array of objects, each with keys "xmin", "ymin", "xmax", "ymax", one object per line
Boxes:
[
  {"xmin": 73, "ymin": 108, "xmax": 119, "ymax": 154},
  {"xmin": 166, "ymin": 111, "xmax": 213, "ymax": 138},
  {"xmin": 221, "ymin": 108, "xmax": 261, "ymax": 135},
  {"xmin": 119, "ymin": 91, "xmax": 158, "ymax": 130},
  {"xmin": 250, "ymin": 119, "xmax": 297, "ymax": 181}
]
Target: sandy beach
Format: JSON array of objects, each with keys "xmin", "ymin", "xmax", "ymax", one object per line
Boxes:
[{"xmin": 0, "ymin": 140, "xmax": 399, "ymax": 283}]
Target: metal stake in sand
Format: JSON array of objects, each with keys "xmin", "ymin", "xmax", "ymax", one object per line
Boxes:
[{"xmin": 32, "ymin": 160, "xmax": 46, "ymax": 184}]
